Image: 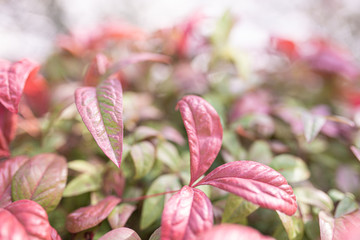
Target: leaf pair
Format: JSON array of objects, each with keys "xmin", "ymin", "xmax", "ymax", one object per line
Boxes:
[{"xmin": 161, "ymin": 95, "xmax": 297, "ymax": 240}]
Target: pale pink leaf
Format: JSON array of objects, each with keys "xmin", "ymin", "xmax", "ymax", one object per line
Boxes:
[
  {"xmin": 0, "ymin": 199, "xmax": 51, "ymax": 240},
  {"xmin": 197, "ymin": 224, "xmax": 274, "ymax": 240},
  {"xmin": 161, "ymin": 186, "xmax": 213, "ymax": 240},
  {"xmin": 98, "ymin": 227, "xmax": 141, "ymax": 240},
  {"xmin": 194, "ymin": 161, "xmax": 297, "ymax": 216},
  {"xmin": 176, "ymin": 95, "xmax": 223, "ymax": 186},
  {"xmin": 75, "ymin": 76, "xmax": 123, "ymax": 167},
  {"xmin": 333, "ymin": 209, "xmax": 360, "ymax": 240},
  {"xmin": 0, "ymin": 59, "xmax": 40, "ymax": 113},
  {"xmin": 350, "ymin": 146, "xmax": 360, "ymax": 162},
  {"xmin": 318, "ymin": 211, "xmax": 334, "ymax": 240},
  {"xmin": 111, "ymin": 52, "xmax": 170, "ymax": 71},
  {"xmin": 0, "ymin": 156, "xmax": 29, "ymax": 207},
  {"xmin": 66, "ymin": 195, "xmax": 121, "ymax": 233}
]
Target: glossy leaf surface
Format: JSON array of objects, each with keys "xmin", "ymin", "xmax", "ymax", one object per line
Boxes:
[
  {"xmin": 195, "ymin": 161, "xmax": 297, "ymax": 216},
  {"xmin": 197, "ymin": 224, "xmax": 275, "ymax": 240},
  {"xmin": 161, "ymin": 186, "xmax": 213, "ymax": 240},
  {"xmin": 66, "ymin": 195, "xmax": 121, "ymax": 233},
  {"xmin": 12, "ymin": 153, "xmax": 67, "ymax": 212},
  {"xmin": 75, "ymin": 76, "xmax": 123, "ymax": 167},
  {"xmin": 0, "ymin": 199, "xmax": 51, "ymax": 240},
  {"xmin": 98, "ymin": 227, "xmax": 141, "ymax": 240},
  {"xmin": 0, "ymin": 156, "xmax": 29, "ymax": 208},
  {"xmin": 176, "ymin": 95, "xmax": 223, "ymax": 186},
  {"xmin": 0, "ymin": 59, "xmax": 40, "ymax": 113}
]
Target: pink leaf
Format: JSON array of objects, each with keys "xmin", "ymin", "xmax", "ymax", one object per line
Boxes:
[
  {"xmin": 350, "ymin": 146, "xmax": 360, "ymax": 162},
  {"xmin": 50, "ymin": 227, "xmax": 62, "ymax": 240},
  {"xmin": 197, "ymin": 224, "xmax": 275, "ymax": 240},
  {"xmin": 83, "ymin": 54, "xmax": 110, "ymax": 87},
  {"xmin": 161, "ymin": 186, "xmax": 213, "ymax": 240},
  {"xmin": 0, "ymin": 104, "xmax": 17, "ymax": 158},
  {"xmin": 98, "ymin": 227, "xmax": 141, "ymax": 240},
  {"xmin": 0, "ymin": 59, "xmax": 40, "ymax": 113},
  {"xmin": 66, "ymin": 195, "xmax": 121, "ymax": 233},
  {"xmin": 0, "ymin": 199, "xmax": 51, "ymax": 240},
  {"xmin": 194, "ymin": 161, "xmax": 297, "ymax": 216},
  {"xmin": 75, "ymin": 76, "xmax": 123, "ymax": 167},
  {"xmin": 23, "ymin": 74, "xmax": 50, "ymax": 116},
  {"xmin": 176, "ymin": 95, "xmax": 223, "ymax": 186},
  {"xmin": 0, "ymin": 156, "xmax": 29, "ymax": 207},
  {"xmin": 333, "ymin": 209, "xmax": 360, "ymax": 240}
]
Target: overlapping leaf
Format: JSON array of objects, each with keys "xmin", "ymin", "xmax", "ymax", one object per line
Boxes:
[
  {"xmin": 0, "ymin": 199, "xmax": 51, "ymax": 240},
  {"xmin": 66, "ymin": 195, "xmax": 121, "ymax": 233},
  {"xmin": 161, "ymin": 186, "xmax": 213, "ymax": 240},
  {"xmin": 333, "ymin": 209, "xmax": 360, "ymax": 240},
  {"xmin": 197, "ymin": 224, "xmax": 275, "ymax": 240},
  {"xmin": 75, "ymin": 76, "xmax": 123, "ymax": 167},
  {"xmin": 0, "ymin": 156, "xmax": 29, "ymax": 208},
  {"xmin": 12, "ymin": 153, "xmax": 68, "ymax": 212},
  {"xmin": 222, "ymin": 194, "xmax": 259, "ymax": 224},
  {"xmin": 83, "ymin": 54, "xmax": 110, "ymax": 86},
  {"xmin": 0, "ymin": 59, "xmax": 40, "ymax": 113},
  {"xmin": 98, "ymin": 227, "xmax": 141, "ymax": 240},
  {"xmin": 194, "ymin": 161, "xmax": 297, "ymax": 216},
  {"xmin": 108, "ymin": 204, "xmax": 136, "ymax": 229},
  {"xmin": 176, "ymin": 95, "xmax": 223, "ymax": 186},
  {"xmin": 0, "ymin": 104, "xmax": 17, "ymax": 157}
]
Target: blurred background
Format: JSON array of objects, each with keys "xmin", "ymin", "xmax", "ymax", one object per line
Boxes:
[{"xmin": 1, "ymin": 0, "xmax": 360, "ymax": 62}]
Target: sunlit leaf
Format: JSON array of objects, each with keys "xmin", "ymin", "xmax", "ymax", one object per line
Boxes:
[
  {"xmin": 98, "ymin": 227, "xmax": 141, "ymax": 240},
  {"xmin": 0, "ymin": 199, "xmax": 51, "ymax": 240},
  {"xmin": 67, "ymin": 160, "xmax": 99, "ymax": 175},
  {"xmin": 161, "ymin": 186, "xmax": 213, "ymax": 240},
  {"xmin": 130, "ymin": 141, "xmax": 155, "ymax": 179},
  {"xmin": 63, "ymin": 173, "xmax": 102, "ymax": 197},
  {"xmin": 12, "ymin": 153, "xmax": 68, "ymax": 212},
  {"xmin": 75, "ymin": 76, "xmax": 123, "ymax": 167},
  {"xmin": 319, "ymin": 211, "xmax": 334, "ymax": 240},
  {"xmin": 334, "ymin": 193, "xmax": 359, "ymax": 218},
  {"xmin": 222, "ymin": 194, "xmax": 259, "ymax": 224},
  {"xmin": 294, "ymin": 186, "xmax": 334, "ymax": 212},
  {"xmin": 277, "ymin": 211, "xmax": 304, "ymax": 240},
  {"xmin": 133, "ymin": 126, "xmax": 159, "ymax": 142},
  {"xmin": 140, "ymin": 174, "xmax": 181, "ymax": 230},
  {"xmin": 0, "ymin": 156, "xmax": 29, "ymax": 208},
  {"xmin": 269, "ymin": 154, "xmax": 310, "ymax": 183},
  {"xmin": 108, "ymin": 203, "xmax": 136, "ymax": 229},
  {"xmin": 195, "ymin": 161, "xmax": 297, "ymax": 216},
  {"xmin": 66, "ymin": 195, "xmax": 121, "ymax": 233},
  {"xmin": 176, "ymin": 95, "xmax": 223, "ymax": 186}
]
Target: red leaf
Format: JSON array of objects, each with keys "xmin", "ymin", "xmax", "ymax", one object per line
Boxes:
[
  {"xmin": 333, "ymin": 209, "xmax": 360, "ymax": 240},
  {"xmin": 0, "ymin": 156, "xmax": 29, "ymax": 207},
  {"xmin": 161, "ymin": 186, "xmax": 213, "ymax": 240},
  {"xmin": 75, "ymin": 76, "xmax": 123, "ymax": 167},
  {"xmin": 194, "ymin": 161, "xmax": 297, "ymax": 216},
  {"xmin": 83, "ymin": 54, "xmax": 110, "ymax": 87},
  {"xmin": 50, "ymin": 227, "xmax": 62, "ymax": 240},
  {"xmin": 0, "ymin": 199, "xmax": 51, "ymax": 240},
  {"xmin": 197, "ymin": 224, "xmax": 275, "ymax": 240},
  {"xmin": 0, "ymin": 104, "xmax": 17, "ymax": 158},
  {"xmin": 23, "ymin": 74, "xmax": 50, "ymax": 116},
  {"xmin": 66, "ymin": 195, "xmax": 121, "ymax": 233},
  {"xmin": 176, "ymin": 95, "xmax": 223, "ymax": 186},
  {"xmin": 0, "ymin": 59, "xmax": 40, "ymax": 113}
]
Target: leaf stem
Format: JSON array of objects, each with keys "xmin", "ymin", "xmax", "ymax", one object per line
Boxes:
[{"xmin": 122, "ymin": 189, "xmax": 179, "ymax": 202}]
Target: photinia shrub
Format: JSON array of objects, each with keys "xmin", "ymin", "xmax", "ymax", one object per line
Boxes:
[{"xmin": 1, "ymin": 10, "xmax": 360, "ymax": 240}]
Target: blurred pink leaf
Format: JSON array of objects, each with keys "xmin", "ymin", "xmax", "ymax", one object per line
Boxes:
[
  {"xmin": 176, "ymin": 95, "xmax": 223, "ymax": 186},
  {"xmin": 197, "ymin": 224, "xmax": 275, "ymax": 240},
  {"xmin": 161, "ymin": 126, "xmax": 185, "ymax": 145},
  {"xmin": 350, "ymin": 146, "xmax": 360, "ymax": 162},
  {"xmin": 161, "ymin": 186, "xmax": 213, "ymax": 240},
  {"xmin": 303, "ymin": 112, "xmax": 326, "ymax": 142},
  {"xmin": 66, "ymin": 195, "xmax": 121, "ymax": 233},
  {"xmin": 11, "ymin": 153, "xmax": 68, "ymax": 212},
  {"xmin": 0, "ymin": 59, "xmax": 40, "ymax": 113},
  {"xmin": 194, "ymin": 161, "xmax": 297, "ymax": 216},
  {"xmin": 0, "ymin": 104, "xmax": 17, "ymax": 158},
  {"xmin": 75, "ymin": 76, "xmax": 123, "ymax": 167},
  {"xmin": 0, "ymin": 199, "xmax": 51, "ymax": 240},
  {"xmin": 50, "ymin": 227, "xmax": 62, "ymax": 240},
  {"xmin": 333, "ymin": 209, "xmax": 360, "ymax": 240},
  {"xmin": 98, "ymin": 227, "xmax": 141, "ymax": 240},
  {"xmin": 23, "ymin": 74, "xmax": 50, "ymax": 117},
  {"xmin": 0, "ymin": 156, "xmax": 29, "ymax": 208},
  {"xmin": 83, "ymin": 54, "xmax": 110, "ymax": 87}
]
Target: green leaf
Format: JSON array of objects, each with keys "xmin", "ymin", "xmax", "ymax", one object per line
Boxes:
[
  {"xmin": 294, "ymin": 187, "xmax": 334, "ymax": 212},
  {"xmin": 156, "ymin": 141, "xmax": 181, "ymax": 171},
  {"xmin": 130, "ymin": 141, "xmax": 155, "ymax": 179},
  {"xmin": 11, "ymin": 153, "xmax": 67, "ymax": 212},
  {"xmin": 133, "ymin": 126, "xmax": 159, "ymax": 142},
  {"xmin": 222, "ymin": 130, "xmax": 246, "ymax": 162},
  {"xmin": 211, "ymin": 10, "xmax": 235, "ymax": 47},
  {"xmin": 277, "ymin": 211, "xmax": 304, "ymax": 240},
  {"xmin": 108, "ymin": 204, "xmax": 136, "ymax": 229},
  {"xmin": 334, "ymin": 193, "xmax": 359, "ymax": 218},
  {"xmin": 67, "ymin": 160, "xmax": 99, "ymax": 175},
  {"xmin": 270, "ymin": 154, "xmax": 310, "ymax": 183},
  {"xmin": 140, "ymin": 174, "xmax": 181, "ymax": 229},
  {"xmin": 63, "ymin": 173, "xmax": 102, "ymax": 197},
  {"xmin": 248, "ymin": 140, "xmax": 273, "ymax": 165},
  {"xmin": 303, "ymin": 113, "xmax": 326, "ymax": 142},
  {"xmin": 149, "ymin": 227, "xmax": 161, "ymax": 240},
  {"xmin": 222, "ymin": 194, "xmax": 259, "ymax": 224}
]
